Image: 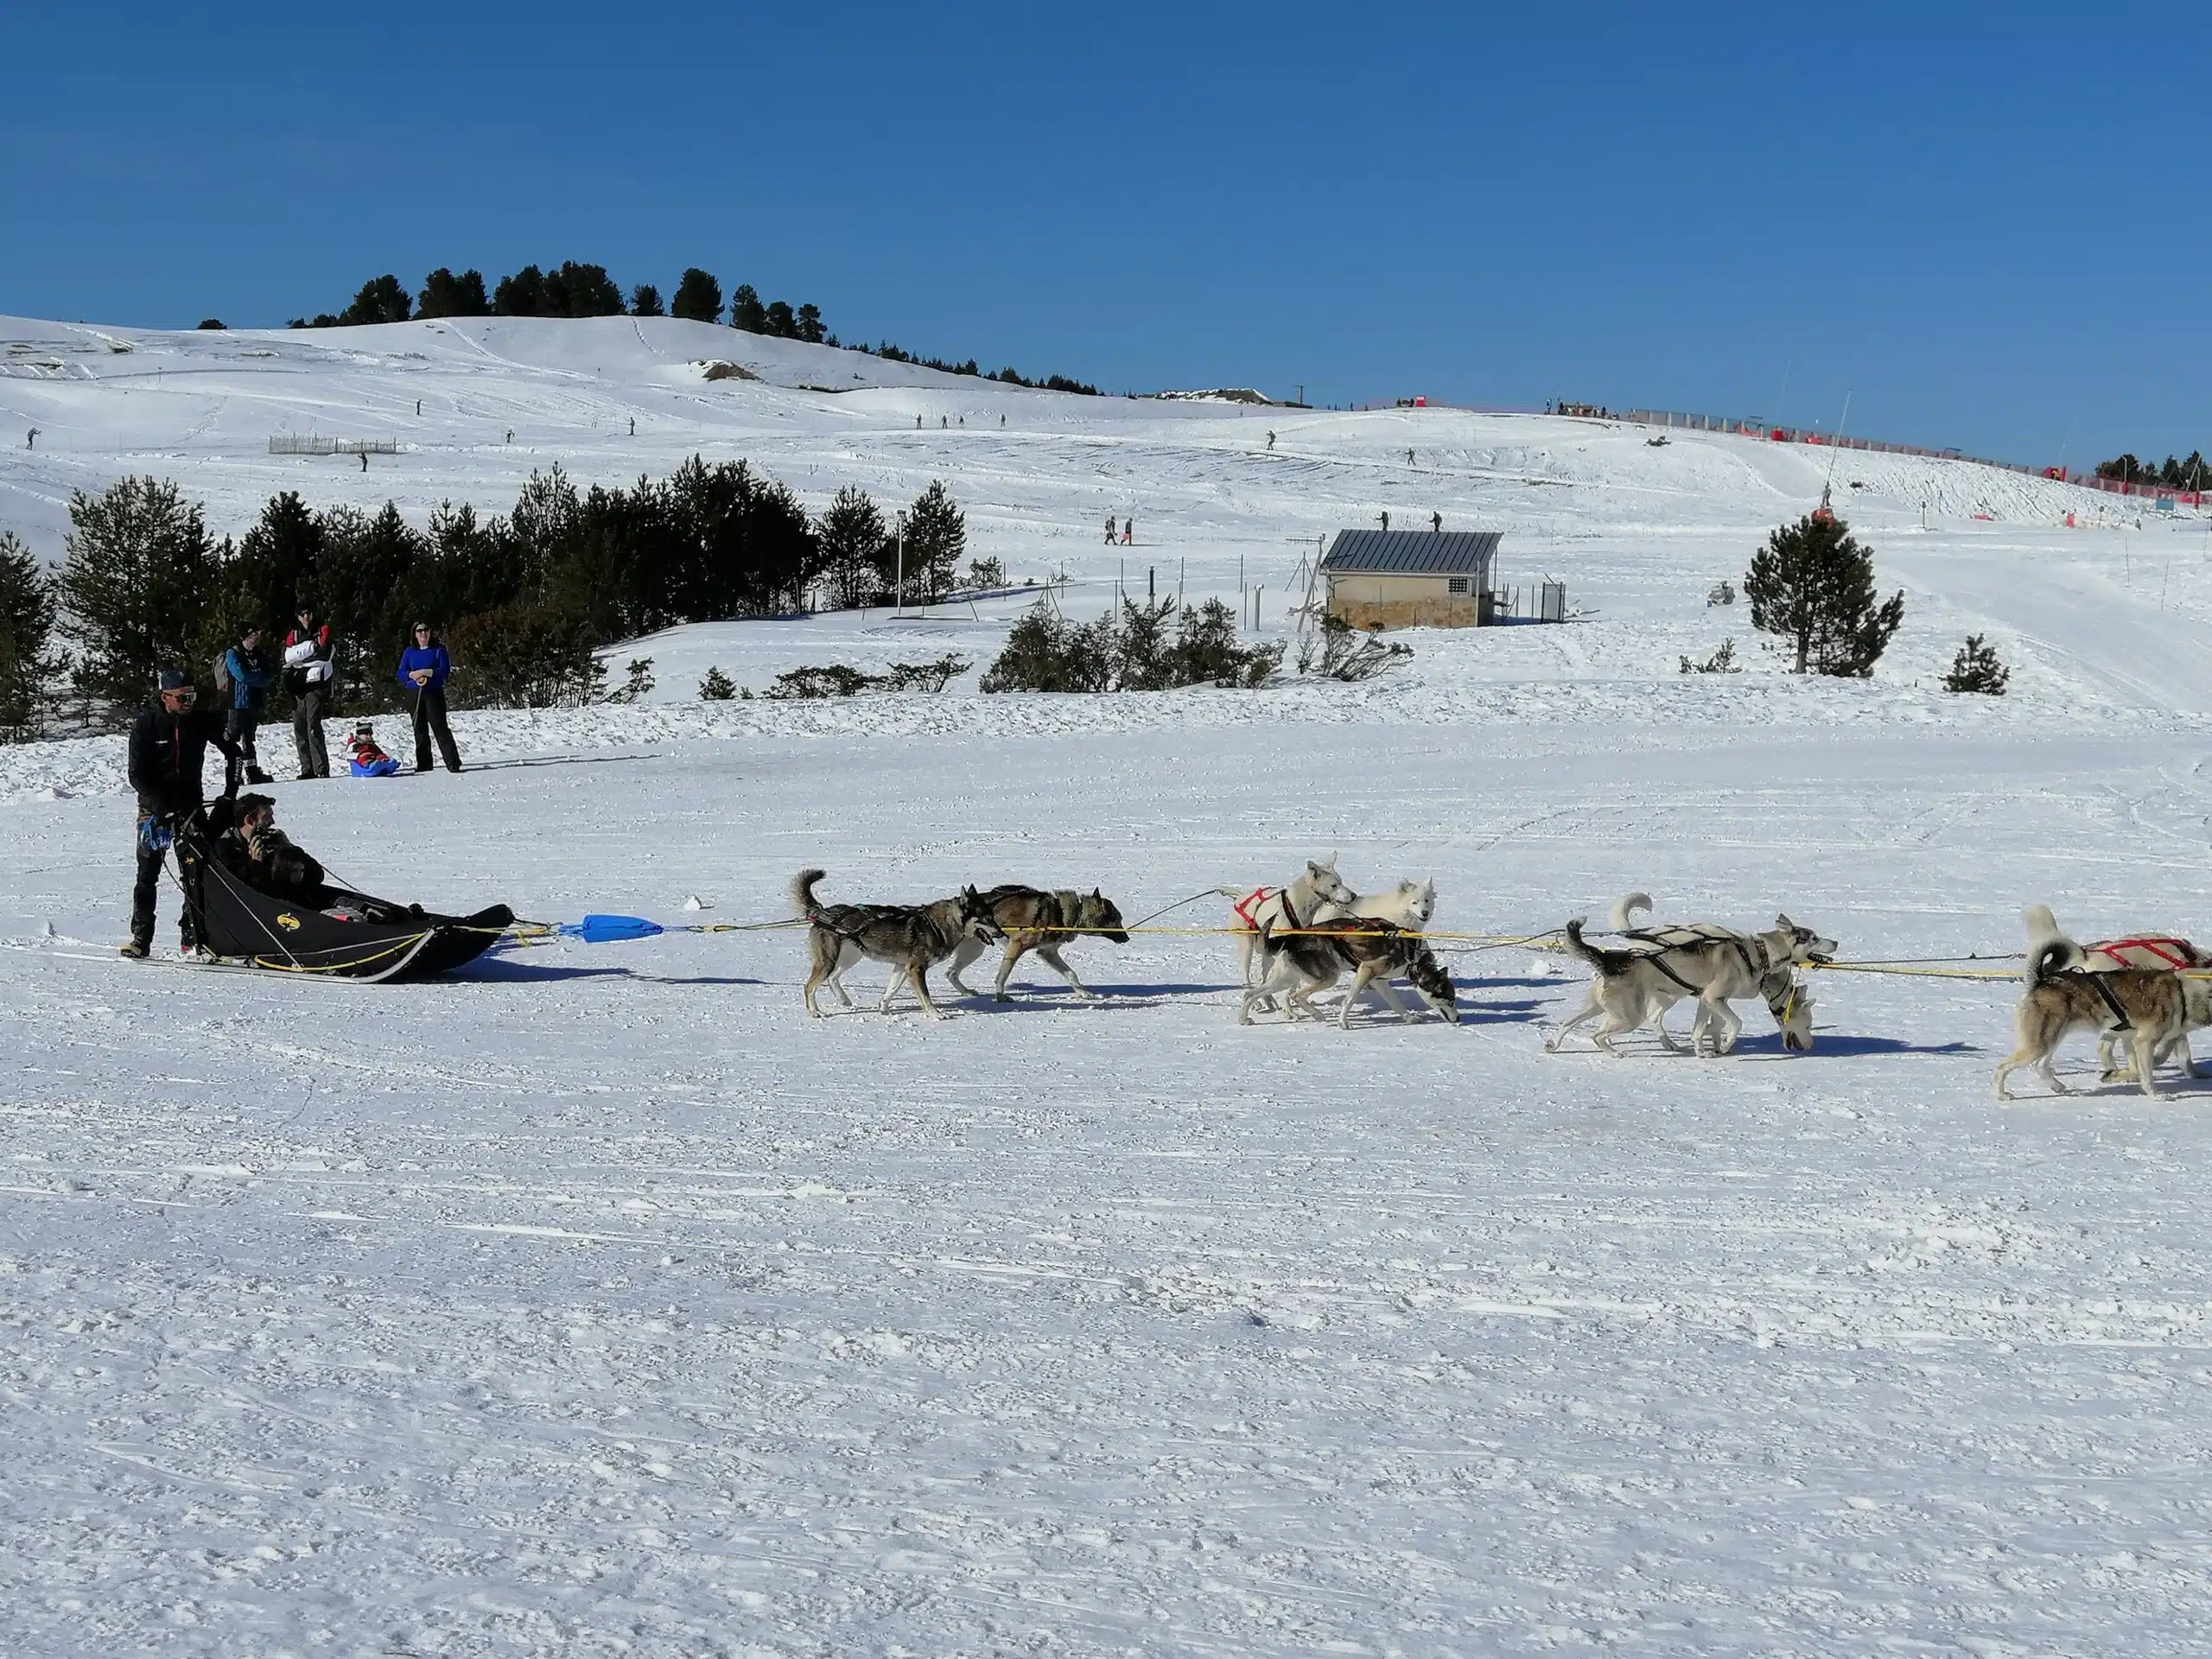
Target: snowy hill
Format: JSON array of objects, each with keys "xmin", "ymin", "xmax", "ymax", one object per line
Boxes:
[{"xmin": 7, "ymin": 315, "xmax": 2212, "ymax": 1652}]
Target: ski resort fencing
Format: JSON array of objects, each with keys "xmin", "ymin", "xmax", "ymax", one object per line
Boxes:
[
  {"xmin": 1614, "ymin": 407, "xmax": 2204, "ymax": 507},
  {"xmin": 268, "ymin": 435, "xmax": 398, "ymax": 456}
]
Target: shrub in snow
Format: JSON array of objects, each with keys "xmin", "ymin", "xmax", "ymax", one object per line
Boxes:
[
  {"xmin": 1679, "ymin": 640, "xmax": 1740, "ymax": 675},
  {"xmin": 698, "ymin": 665, "xmax": 736, "ymax": 700},
  {"xmin": 1745, "ymin": 512, "xmax": 1904, "ymax": 677},
  {"xmin": 1942, "ymin": 634, "xmax": 2009, "ymax": 696},
  {"xmin": 1298, "ymin": 615, "xmax": 1410, "ymax": 683},
  {"xmin": 444, "ymin": 601, "xmax": 603, "ymax": 709},
  {"xmin": 984, "ymin": 598, "xmax": 1281, "ymax": 693},
  {"xmin": 765, "ymin": 656, "xmax": 970, "ymax": 700},
  {"xmin": 604, "ymin": 658, "xmax": 655, "ymax": 703}
]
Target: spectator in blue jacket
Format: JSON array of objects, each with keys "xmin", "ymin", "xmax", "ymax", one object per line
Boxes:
[
  {"xmin": 221, "ymin": 624, "xmax": 275, "ymax": 786},
  {"xmin": 396, "ymin": 622, "xmax": 463, "ymax": 773}
]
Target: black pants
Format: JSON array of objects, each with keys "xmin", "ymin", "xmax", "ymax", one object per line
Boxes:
[
  {"xmin": 130, "ymin": 825, "xmax": 197, "ymax": 950},
  {"xmin": 224, "ymin": 707, "xmax": 258, "ymax": 781},
  {"xmin": 411, "ymin": 688, "xmax": 461, "ymax": 772},
  {"xmin": 293, "ymin": 688, "xmax": 330, "ymax": 778}
]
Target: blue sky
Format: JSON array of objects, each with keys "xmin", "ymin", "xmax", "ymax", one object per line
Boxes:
[{"xmin": 3, "ymin": 2, "xmax": 2204, "ymax": 463}]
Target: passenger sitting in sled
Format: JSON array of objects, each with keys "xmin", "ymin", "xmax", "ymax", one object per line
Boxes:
[
  {"xmin": 346, "ymin": 721, "xmax": 400, "ymax": 777},
  {"xmin": 213, "ymin": 792, "xmax": 332, "ymax": 907}
]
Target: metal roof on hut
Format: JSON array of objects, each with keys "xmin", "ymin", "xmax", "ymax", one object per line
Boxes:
[{"xmin": 1319, "ymin": 529, "xmax": 1502, "ymax": 577}]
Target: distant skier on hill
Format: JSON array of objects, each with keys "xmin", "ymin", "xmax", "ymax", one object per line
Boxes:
[
  {"xmin": 1432, "ymin": 511, "xmax": 1442, "ymax": 532},
  {"xmin": 1266, "ymin": 430, "xmax": 1275, "ymax": 450},
  {"xmin": 1122, "ymin": 517, "xmax": 1134, "ymax": 546},
  {"xmin": 1105, "ymin": 514, "xmax": 1116, "ymax": 544},
  {"xmin": 1378, "ymin": 511, "xmax": 1389, "ymax": 532}
]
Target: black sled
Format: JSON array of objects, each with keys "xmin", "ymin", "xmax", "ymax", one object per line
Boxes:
[{"xmin": 175, "ymin": 814, "xmax": 513, "ymax": 982}]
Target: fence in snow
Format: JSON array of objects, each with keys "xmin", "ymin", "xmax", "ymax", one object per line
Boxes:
[
  {"xmin": 268, "ymin": 435, "xmax": 398, "ymax": 456},
  {"xmin": 1615, "ymin": 408, "xmax": 2203, "ymax": 506}
]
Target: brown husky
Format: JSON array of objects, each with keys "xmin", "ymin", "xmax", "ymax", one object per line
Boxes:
[
  {"xmin": 791, "ymin": 868, "xmax": 999, "ymax": 1019},
  {"xmin": 1237, "ymin": 917, "xmax": 1458, "ymax": 1028},
  {"xmin": 1993, "ymin": 934, "xmax": 2212, "ymax": 1099},
  {"xmin": 944, "ymin": 885, "xmax": 1130, "ymax": 1001}
]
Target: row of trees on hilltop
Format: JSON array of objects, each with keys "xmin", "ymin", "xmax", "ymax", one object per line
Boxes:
[
  {"xmin": 289, "ymin": 262, "xmax": 830, "ymax": 341},
  {"xmin": 2094, "ymin": 450, "xmax": 2208, "ymax": 490},
  {"xmin": 0, "ymin": 464, "xmax": 969, "ymax": 737},
  {"xmin": 278, "ymin": 263, "xmax": 1098, "ymax": 393},
  {"xmin": 289, "ymin": 262, "xmax": 830, "ymax": 339}
]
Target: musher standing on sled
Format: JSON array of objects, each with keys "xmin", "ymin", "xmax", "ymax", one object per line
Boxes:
[{"xmin": 123, "ymin": 670, "xmax": 240, "ymax": 959}]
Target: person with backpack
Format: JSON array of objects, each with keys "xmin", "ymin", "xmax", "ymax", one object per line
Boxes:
[
  {"xmin": 123, "ymin": 670, "xmax": 240, "ymax": 959},
  {"xmin": 397, "ymin": 622, "xmax": 463, "ymax": 773},
  {"xmin": 218, "ymin": 623, "xmax": 274, "ymax": 786},
  {"xmin": 283, "ymin": 607, "xmax": 335, "ymax": 779}
]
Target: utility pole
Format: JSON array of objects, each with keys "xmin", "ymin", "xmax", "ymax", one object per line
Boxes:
[{"xmin": 894, "ymin": 515, "xmax": 906, "ymax": 616}]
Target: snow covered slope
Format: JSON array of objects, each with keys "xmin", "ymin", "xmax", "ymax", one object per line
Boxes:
[{"xmin": 6, "ymin": 315, "xmax": 2212, "ymax": 1654}]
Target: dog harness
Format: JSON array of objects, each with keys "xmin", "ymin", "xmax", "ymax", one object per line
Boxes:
[
  {"xmin": 2094, "ymin": 936, "xmax": 2196, "ymax": 969},
  {"xmin": 1232, "ymin": 887, "xmax": 1277, "ymax": 930}
]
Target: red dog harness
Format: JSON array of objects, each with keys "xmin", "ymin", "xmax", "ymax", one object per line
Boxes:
[
  {"xmin": 2093, "ymin": 936, "xmax": 2195, "ymax": 969},
  {"xmin": 1233, "ymin": 887, "xmax": 1275, "ymax": 929}
]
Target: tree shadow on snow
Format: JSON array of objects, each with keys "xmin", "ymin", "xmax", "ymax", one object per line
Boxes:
[{"xmin": 466, "ymin": 752, "xmax": 657, "ymax": 774}]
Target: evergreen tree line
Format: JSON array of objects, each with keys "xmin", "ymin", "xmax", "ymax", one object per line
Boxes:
[
  {"xmin": 1, "ymin": 464, "xmax": 969, "ymax": 739},
  {"xmin": 282, "ymin": 264, "xmax": 1098, "ymax": 394},
  {"xmin": 2094, "ymin": 450, "xmax": 2209, "ymax": 491}
]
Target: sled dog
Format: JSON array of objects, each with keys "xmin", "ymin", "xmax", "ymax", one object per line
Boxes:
[
  {"xmin": 1316, "ymin": 877, "xmax": 1438, "ymax": 932},
  {"xmin": 1993, "ymin": 931, "xmax": 2212, "ymax": 1099},
  {"xmin": 1226, "ymin": 855, "xmax": 1358, "ymax": 988},
  {"xmin": 791, "ymin": 868, "xmax": 1000, "ymax": 1019},
  {"xmin": 1237, "ymin": 917, "xmax": 1458, "ymax": 1029},
  {"xmin": 1548, "ymin": 910, "xmax": 1833, "ymax": 1056},
  {"xmin": 944, "ymin": 885, "xmax": 1130, "ymax": 1001},
  {"xmin": 2023, "ymin": 905, "xmax": 2212, "ymax": 1081}
]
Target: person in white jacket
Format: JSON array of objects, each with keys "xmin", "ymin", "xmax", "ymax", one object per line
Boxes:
[{"xmin": 282, "ymin": 606, "xmax": 337, "ymax": 779}]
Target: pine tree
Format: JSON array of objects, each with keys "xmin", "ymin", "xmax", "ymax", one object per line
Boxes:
[
  {"xmin": 630, "ymin": 283, "xmax": 664, "ymax": 317},
  {"xmin": 1942, "ymin": 634, "xmax": 2009, "ymax": 696},
  {"xmin": 796, "ymin": 302, "xmax": 825, "ymax": 344},
  {"xmin": 227, "ymin": 490, "xmax": 324, "ymax": 639},
  {"xmin": 54, "ymin": 477, "xmax": 221, "ymax": 723},
  {"xmin": 0, "ymin": 531, "xmax": 56, "ymax": 737},
  {"xmin": 698, "ymin": 664, "xmax": 736, "ymax": 700},
  {"xmin": 416, "ymin": 267, "xmax": 491, "ymax": 318},
  {"xmin": 902, "ymin": 480, "xmax": 966, "ymax": 601},
  {"xmin": 493, "ymin": 264, "xmax": 546, "ymax": 315},
  {"xmin": 337, "ymin": 274, "xmax": 412, "ymax": 326},
  {"xmin": 671, "ymin": 268, "xmax": 723, "ymax": 324},
  {"xmin": 764, "ymin": 299, "xmax": 798, "ymax": 339},
  {"xmin": 541, "ymin": 261, "xmax": 623, "ymax": 318},
  {"xmin": 728, "ymin": 284, "xmax": 767, "ymax": 333},
  {"xmin": 1744, "ymin": 512, "xmax": 1904, "ymax": 677},
  {"xmin": 816, "ymin": 486, "xmax": 887, "ymax": 609}
]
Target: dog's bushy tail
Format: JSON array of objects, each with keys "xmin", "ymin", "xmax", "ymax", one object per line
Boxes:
[
  {"xmin": 2026, "ymin": 932, "xmax": 2085, "ymax": 986},
  {"xmin": 1565, "ymin": 918, "xmax": 1636, "ymax": 976},
  {"xmin": 1609, "ymin": 891, "xmax": 1654, "ymax": 931},
  {"xmin": 2023, "ymin": 903, "xmax": 2063, "ymax": 947},
  {"xmin": 790, "ymin": 868, "xmax": 828, "ymax": 916}
]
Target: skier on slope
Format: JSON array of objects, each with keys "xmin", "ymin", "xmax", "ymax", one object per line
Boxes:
[{"xmin": 1105, "ymin": 514, "xmax": 1116, "ymax": 544}]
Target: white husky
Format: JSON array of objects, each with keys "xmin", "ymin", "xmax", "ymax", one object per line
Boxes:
[{"xmin": 1225, "ymin": 856, "xmax": 1358, "ymax": 988}]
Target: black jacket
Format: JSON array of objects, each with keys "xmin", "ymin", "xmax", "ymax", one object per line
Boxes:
[{"xmin": 128, "ymin": 705, "xmax": 238, "ymax": 817}]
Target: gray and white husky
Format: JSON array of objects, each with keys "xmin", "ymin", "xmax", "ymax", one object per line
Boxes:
[
  {"xmin": 792, "ymin": 868, "xmax": 1000, "ymax": 1019},
  {"xmin": 1238, "ymin": 916, "xmax": 1459, "ymax": 1029},
  {"xmin": 1225, "ymin": 855, "xmax": 1358, "ymax": 988},
  {"xmin": 944, "ymin": 884, "xmax": 1130, "ymax": 1001},
  {"xmin": 1994, "ymin": 929, "xmax": 2212, "ymax": 1099},
  {"xmin": 1547, "ymin": 894, "xmax": 1833, "ymax": 1056}
]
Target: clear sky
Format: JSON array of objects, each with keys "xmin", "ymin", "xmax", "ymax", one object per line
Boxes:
[{"xmin": 3, "ymin": 2, "xmax": 2203, "ymax": 464}]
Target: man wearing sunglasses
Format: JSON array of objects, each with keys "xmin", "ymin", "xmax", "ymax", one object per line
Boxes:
[{"xmin": 122, "ymin": 669, "xmax": 241, "ymax": 959}]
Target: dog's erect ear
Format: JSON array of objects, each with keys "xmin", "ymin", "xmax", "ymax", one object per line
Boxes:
[
  {"xmin": 1091, "ymin": 887, "xmax": 1103, "ymax": 901},
  {"xmin": 1776, "ymin": 912, "xmax": 1794, "ymax": 931}
]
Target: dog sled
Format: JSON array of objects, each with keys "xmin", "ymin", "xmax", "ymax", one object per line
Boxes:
[{"xmin": 176, "ymin": 817, "xmax": 513, "ymax": 982}]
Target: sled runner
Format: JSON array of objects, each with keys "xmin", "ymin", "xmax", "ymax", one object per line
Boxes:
[{"xmin": 176, "ymin": 817, "xmax": 512, "ymax": 981}]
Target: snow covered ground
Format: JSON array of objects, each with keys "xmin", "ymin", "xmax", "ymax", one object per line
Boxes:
[{"xmin": 6, "ymin": 316, "xmax": 2212, "ymax": 1654}]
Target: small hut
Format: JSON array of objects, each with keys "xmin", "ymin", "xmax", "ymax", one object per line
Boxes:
[{"xmin": 1320, "ymin": 529, "xmax": 1502, "ymax": 629}]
